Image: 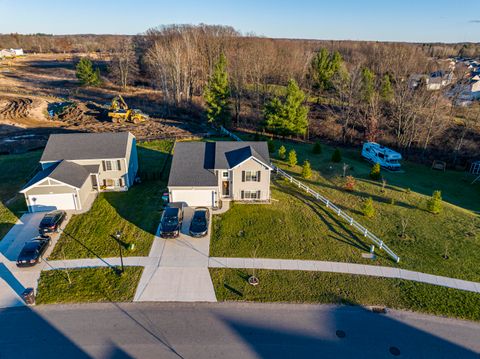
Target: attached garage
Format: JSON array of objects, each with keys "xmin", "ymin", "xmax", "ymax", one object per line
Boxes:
[
  {"xmin": 27, "ymin": 193, "xmax": 77, "ymax": 212},
  {"xmin": 170, "ymin": 188, "xmax": 217, "ymax": 207}
]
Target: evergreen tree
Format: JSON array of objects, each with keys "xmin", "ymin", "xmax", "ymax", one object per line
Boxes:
[
  {"xmin": 312, "ymin": 141, "xmax": 322, "ymax": 154},
  {"xmin": 427, "ymin": 190, "xmax": 443, "ymax": 214},
  {"xmin": 76, "ymin": 58, "xmax": 101, "ymax": 86},
  {"xmin": 204, "ymin": 53, "xmax": 231, "ymax": 126},
  {"xmin": 361, "ymin": 67, "xmax": 376, "ymax": 104},
  {"xmin": 264, "ymin": 79, "xmax": 309, "ymax": 137},
  {"xmin": 331, "ymin": 148, "xmax": 342, "ymax": 162},
  {"xmin": 362, "ymin": 197, "xmax": 375, "ymax": 218},
  {"xmin": 369, "ymin": 163, "xmax": 381, "ymax": 180},
  {"xmin": 301, "ymin": 160, "xmax": 312, "ymax": 179},
  {"xmin": 309, "ymin": 49, "xmax": 343, "ymax": 93},
  {"xmin": 288, "ymin": 149, "xmax": 297, "ymax": 167},
  {"xmin": 267, "ymin": 139, "xmax": 275, "ymax": 153},
  {"xmin": 278, "ymin": 145, "xmax": 287, "ymax": 160},
  {"xmin": 380, "ymin": 74, "xmax": 394, "ymax": 103}
]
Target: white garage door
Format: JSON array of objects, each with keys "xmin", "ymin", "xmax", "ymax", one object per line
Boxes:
[
  {"xmin": 170, "ymin": 189, "xmax": 216, "ymax": 207},
  {"xmin": 28, "ymin": 193, "xmax": 77, "ymax": 212}
]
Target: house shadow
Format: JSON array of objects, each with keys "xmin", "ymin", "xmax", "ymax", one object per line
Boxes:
[{"xmin": 216, "ymin": 298, "xmax": 480, "ymax": 358}]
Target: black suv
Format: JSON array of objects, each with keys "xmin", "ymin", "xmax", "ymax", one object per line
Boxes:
[
  {"xmin": 39, "ymin": 210, "xmax": 66, "ymax": 235},
  {"xmin": 16, "ymin": 237, "xmax": 51, "ymax": 267},
  {"xmin": 159, "ymin": 203, "xmax": 184, "ymax": 238}
]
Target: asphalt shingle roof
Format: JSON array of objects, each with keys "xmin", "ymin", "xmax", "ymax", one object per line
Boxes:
[
  {"xmin": 40, "ymin": 132, "xmax": 131, "ymax": 162},
  {"xmin": 168, "ymin": 141, "xmax": 270, "ymax": 187},
  {"xmin": 22, "ymin": 160, "xmax": 92, "ymax": 190}
]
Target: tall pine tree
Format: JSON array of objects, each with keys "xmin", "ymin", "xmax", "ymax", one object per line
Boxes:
[
  {"xmin": 204, "ymin": 53, "xmax": 230, "ymax": 126},
  {"xmin": 309, "ymin": 49, "xmax": 343, "ymax": 98},
  {"xmin": 264, "ymin": 79, "xmax": 309, "ymax": 137}
]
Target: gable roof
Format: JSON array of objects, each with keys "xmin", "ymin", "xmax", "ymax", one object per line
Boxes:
[
  {"xmin": 168, "ymin": 141, "xmax": 271, "ymax": 187},
  {"xmin": 40, "ymin": 132, "xmax": 132, "ymax": 162},
  {"xmin": 20, "ymin": 160, "xmax": 91, "ymax": 192}
]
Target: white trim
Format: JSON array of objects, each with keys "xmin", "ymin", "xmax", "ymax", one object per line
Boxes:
[
  {"xmin": 20, "ymin": 176, "xmax": 82, "ymax": 193},
  {"xmin": 229, "ymin": 156, "xmax": 273, "ymax": 170}
]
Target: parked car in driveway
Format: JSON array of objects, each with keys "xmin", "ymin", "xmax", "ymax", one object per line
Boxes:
[
  {"xmin": 189, "ymin": 207, "xmax": 210, "ymax": 237},
  {"xmin": 38, "ymin": 210, "xmax": 66, "ymax": 235},
  {"xmin": 16, "ymin": 237, "xmax": 51, "ymax": 267},
  {"xmin": 159, "ymin": 203, "xmax": 184, "ymax": 238}
]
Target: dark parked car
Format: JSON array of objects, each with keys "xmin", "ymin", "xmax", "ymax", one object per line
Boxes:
[
  {"xmin": 38, "ymin": 210, "xmax": 66, "ymax": 235},
  {"xmin": 159, "ymin": 204, "xmax": 184, "ymax": 238},
  {"xmin": 189, "ymin": 207, "xmax": 210, "ymax": 237},
  {"xmin": 16, "ymin": 237, "xmax": 51, "ymax": 267}
]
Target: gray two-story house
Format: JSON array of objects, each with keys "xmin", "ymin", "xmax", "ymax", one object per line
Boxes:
[
  {"xmin": 168, "ymin": 141, "xmax": 272, "ymax": 207},
  {"xmin": 20, "ymin": 132, "xmax": 138, "ymax": 212}
]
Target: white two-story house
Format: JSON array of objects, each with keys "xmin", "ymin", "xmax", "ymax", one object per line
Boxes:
[{"xmin": 20, "ymin": 132, "xmax": 138, "ymax": 212}]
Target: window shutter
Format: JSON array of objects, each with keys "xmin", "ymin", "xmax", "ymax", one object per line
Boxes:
[
  {"xmin": 241, "ymin": 190, "xmax": 244, "ymax": 199},
  {"xmin": 117, "ymin": 160, "xmax": 122, "ymax": 171},
  {"xmin": 103, "ymin": 179, "xmax": 106, "ymax": 187},
  {"xmin": 102, "ymin": 161, "xmax": 106, "ymax": 171},
  {"xmin": 257, "ymin": 190, "xmax": 261, "ymax": 199},
  {"xmin": 242, "ymin": 171, "xmax": 245, "ymax": 182},
  {"xmin": 119, "ymin": 178, "xmax": 124, "ymax": 187},
  {"xmin": 257, "ymin": 171, "xmax": 261, "ymax": 182}
]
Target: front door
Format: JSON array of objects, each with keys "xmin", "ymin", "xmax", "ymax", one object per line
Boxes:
[{"xmin": 222, "ymin": 181, "xmax": 230, "ymax": 197}]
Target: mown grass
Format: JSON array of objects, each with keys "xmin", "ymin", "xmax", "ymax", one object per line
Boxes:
[
  {"xmin": 0, "ymin": 150, "xmax": 41, "ymax": 239},
  {"xmin": 211, "ymin": 134, "xmax": 480, "ymax": 282},
  {"xmin": 49, "ymin": 140, "xmax": 173, "ymax": 259},
  {"xmin": 210, "ymin": 268, "xmax": 480, "ymax": 321},
  {"xmin": 36, "ymin": 267, "xmax": 143, "ymax": 304}
]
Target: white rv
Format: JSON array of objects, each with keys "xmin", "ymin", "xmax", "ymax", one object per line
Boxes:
[{"xmin": 361, "ymin": 142, "xmax": 402, "ymax": 171}]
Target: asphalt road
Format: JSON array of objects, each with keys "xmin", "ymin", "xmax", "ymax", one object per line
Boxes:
[{"xmin": 0, "ymin": 302, "xmax": 479, "ymax": 359}]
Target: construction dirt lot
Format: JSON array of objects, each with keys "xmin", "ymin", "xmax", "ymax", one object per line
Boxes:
[{"xmin": 0, "ymin": 53, "xmax": 208, "ymax": 153}]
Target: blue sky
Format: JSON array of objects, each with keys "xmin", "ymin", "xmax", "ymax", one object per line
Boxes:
[{"xmin": 1, "ymin": 0, "xmax": 479, "ymax": 42}]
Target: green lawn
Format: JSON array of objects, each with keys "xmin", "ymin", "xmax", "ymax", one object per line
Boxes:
[
  {"xmin": 211, "ymin": 134, "xmax": 480, "ymax": 282},
  {"xmin": 210, "ymin": 269, "xmax": 480, "ymax": 321},
  {"xmin": 0, "ymin": 150, "xmax": 41, "ymax": 239},
  {"xmin": 36, "ymin": 267, "xmax": 143, "ymax": 304},
  {"xmin": 49, "ymin": 140, "xmax": 174, "ymax": 259}
]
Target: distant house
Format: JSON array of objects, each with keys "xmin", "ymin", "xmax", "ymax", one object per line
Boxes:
[
  {"xmin": 426, "ymin": 71, "xmax": 454, "ymax": 90},
  {"xmin": 20, "ymin": 132, "xmax": 138, "ymax": 212},
  {"xmin": 168, "ymin": 141, "xmax": 272, "ymax": 207},
  {"xmin": 9, "ymin": 48, "xmax": 23, "ymax": 56},
  {"xmin": 0, "ymin": 49, "xmax": 14, "ymax": 58}
]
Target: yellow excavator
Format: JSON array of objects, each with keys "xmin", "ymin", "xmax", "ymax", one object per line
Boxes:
[{"xmin": 108, "ymin": 95, "xmax": 149, "ymax": 124}]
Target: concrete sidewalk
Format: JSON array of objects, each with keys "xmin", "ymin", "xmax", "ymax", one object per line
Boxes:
[{"xmin": 209, "ymin": 257, "xmax": 480, "ymax": 293}]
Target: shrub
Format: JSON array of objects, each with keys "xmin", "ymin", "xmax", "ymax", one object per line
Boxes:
[
  {"xmin": 344, "ymin": 175, "xmax": 356, "ymax": 191},
  {"xmin": 369, "ymin": 163, "xmax": 381, "ymax": 180},
  {"xmin": 312, "ymin": 142, "xmax": 322, "ymax": 154},
  {"xmin": 278, "ymin": 145, "xmax": 287, "ymax": 160},
  {"xmin": 76, "ymin": 57, "xmax": 101, "ymax": 86},
  {"xmin": 331, "ymin": 148, "xmax": 342, "ymax": 162},
  {"xmin": 362, "ymin": 197, "xmax": 375, "ymax": 218},
  {"xmin": 288, "ymin": 149, "xmax": 297, "ymax": 167},
  {"xmin": 301, "ymin": 160, "xmax": 312, "ymax": 179},
  {"xmin": 427, "ymin": 190, "xmax": 443, "ymax": 214},
  {"xmin": 267, "ymin": 139, "xmax": 275, "ymax": 153}
]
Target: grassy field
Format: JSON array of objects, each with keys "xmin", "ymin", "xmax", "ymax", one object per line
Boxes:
[
  {"xmin": 211, "ymin": 134, "xmax": 480, "ymax": 282},
  {"xmin": 36, "ymin": 267, "xmax": 143, "ymax": 304},
  {"xmin": 49, "ymin": 140, "xmax": 174, "ymax": 259},
  {"xmin": 0, "ymin": 150, "xmax": 41, "ymax": 239},
  {"xmin": 210, "ymin": 268, "xmax": 480, "ymax": 321}
]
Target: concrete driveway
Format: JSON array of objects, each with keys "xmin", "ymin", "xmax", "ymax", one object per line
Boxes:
[
  {"xmin": 0, "ymin": 212, "xmax": 71, "ymax": 308},
  {"xmin": 135, "ymin": 207, "xmax": 217, "ymax": 302}
]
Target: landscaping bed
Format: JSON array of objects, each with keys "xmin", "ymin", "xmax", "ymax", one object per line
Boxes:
[
  {"xmin": 36, "ymin": 267, "xmax": 143, "ymax": 304},
  {"xmin": 210, "ymin": 268, "xmax": 480, "ymax": 321}
]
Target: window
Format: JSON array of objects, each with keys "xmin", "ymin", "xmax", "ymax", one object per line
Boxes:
[
  {"xmin": 241, "ymin": 190, "xmax": 261, "ymax": 200},
  {"xmin": 105, "ymin": 161, "xmax": 112, "ymax": 171},
  {"xmin": 103, "ymin": 160, "xmax": 121, "ymax": 171},
  {"xmin": 242, "ymin": 170, "xmax": 261, "ymax": 182},
  {"xmin": 222, "ymin": 171, "xmax": 229, "ymax": 178}
]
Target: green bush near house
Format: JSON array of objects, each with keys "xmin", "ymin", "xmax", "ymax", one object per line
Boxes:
[
  {"xmin": 312, "ymin": 141, "xmax": 322, "ymax": 154},
  {"xmin": 427, "ymin": 190, "xmax": 443, "ymax": 214},
  {"xmin": 362, "ymin": 197, "xmax": 375, "ymax": 218},
  {"xmin": 301, "ymin": 160, "xmax": 312, "ymax": 179},
  {"xmin": 288, "ymin": 149, "xmax": 297, "ymax": 167},
  {"xmin": 369, "ymin": 163, "xmax": 381, "ymax": 180},
  {"xmin": 331, "ymin": 148, "xmax": 342, "ymax": 162},
  {"xmin": 278, "ymin": 145, "xmax": 286, "ymax": 160}
]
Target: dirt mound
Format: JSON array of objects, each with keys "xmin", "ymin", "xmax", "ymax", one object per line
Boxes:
[
  {"xmin": 52, "ymin": 102, "xmax": 97, "ymax": 125},
  {"xmin": 0, "ymin": 97, "xmax": 33, "ymax": 119}
]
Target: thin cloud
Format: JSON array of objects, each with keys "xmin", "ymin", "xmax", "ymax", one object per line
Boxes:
[{"xmin": 469, "ymin": 20, "xmax": 480, "ymax": 23}]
